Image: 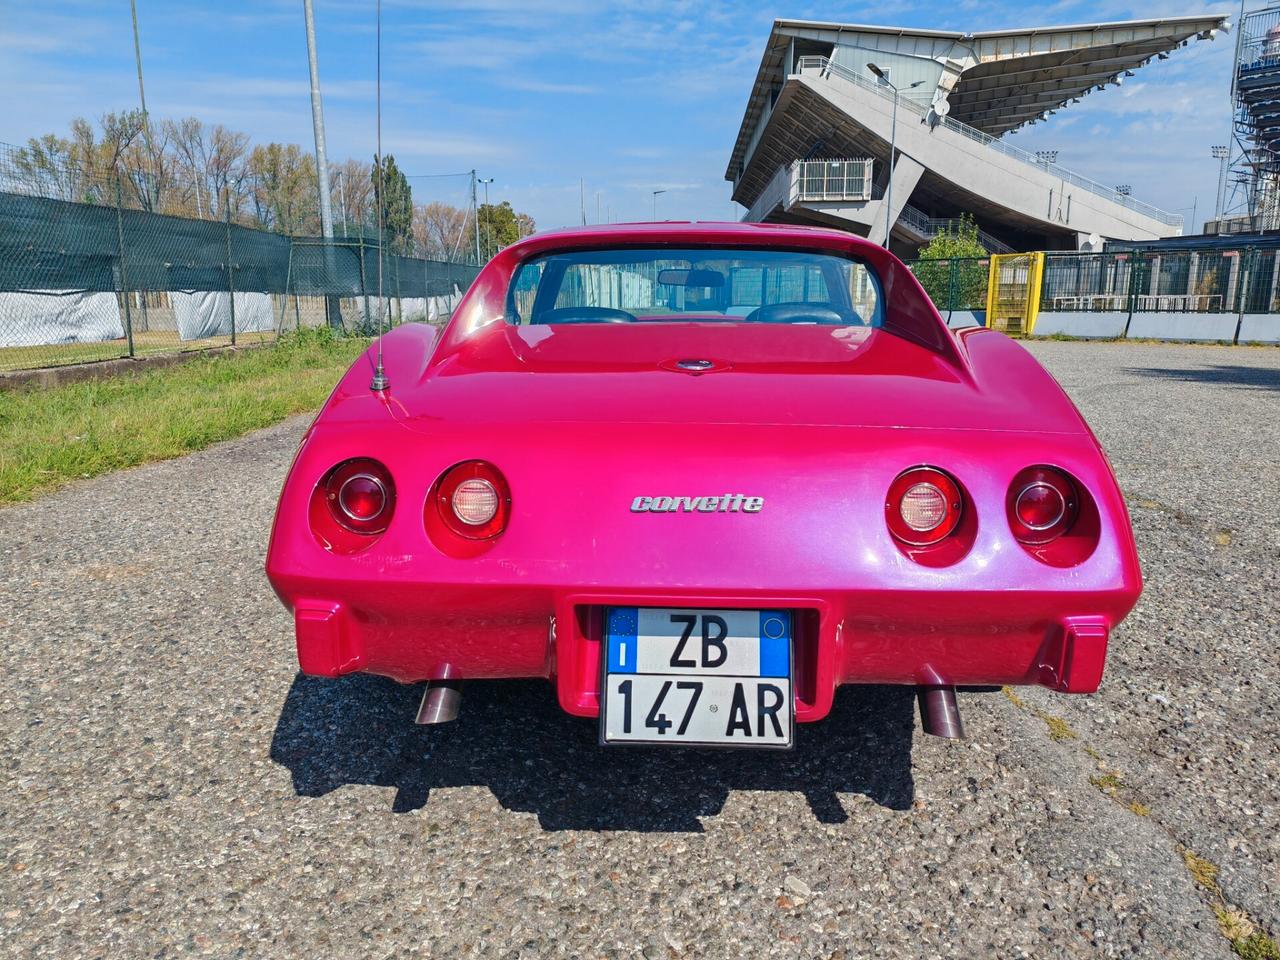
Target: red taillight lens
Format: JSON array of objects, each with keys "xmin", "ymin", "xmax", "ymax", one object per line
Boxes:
[
  {"xmin": 434, "ymin": 461, "xmax": 511, "ymax": 540},
  {"xmin": 324, "ymin": 458, "xmax": 394, "ymax": 534},
  {"xmin": 886, "ymin": 467, "xmax": 963, "ymax": 546},
  {"xmin": 1008, "ymin": 467, "xmax": 1078, "ymax": 544}
]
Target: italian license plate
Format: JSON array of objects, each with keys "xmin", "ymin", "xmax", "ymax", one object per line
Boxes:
[{"xmin": 600, "ymin": 607, "xmax": 793, "ymax": 748}]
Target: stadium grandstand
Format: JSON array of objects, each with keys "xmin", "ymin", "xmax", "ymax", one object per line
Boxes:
[{"xmin": 728, "ymin": 16, "xmax": 1231, "ymax": 255}]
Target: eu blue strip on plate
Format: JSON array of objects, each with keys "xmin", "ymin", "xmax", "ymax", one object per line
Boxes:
[
  {"xmin": 758, "ymin": 610, "xmax": 791, "ymax": 677},
  {"xmin": 606, "ymin": 607, "xmax": 638, "ymax": 674}
]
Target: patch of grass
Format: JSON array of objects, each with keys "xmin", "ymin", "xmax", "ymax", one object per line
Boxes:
[
  {"xmin": 1090, "ymin": 773, "xmax": 1123, "ymax": 794},
  {"xmin": 1232, "ymin": 933, "xmax": 1280, "ymax": 960},
  {"xmin": 1037, "ymin": 710, "xmax": 1077, "ymax": 742},
  {"xmin": 1001, "ymin": 685, "xmax": 1026, "ymax": 710},
  {"xmin": 1184, "ymin": 850, "xmax": 1221, "ymax": 894},
  {"xmin": 1127, "ymin": 801, "xmax": 1151, "ymax": 817},
  {"xmin": 0, "ymin": 327, "xmax": 367, "ymax": 505},
  {"xmin": 1217, "ymin": 907, "xmax": 1258, "ymax": 944}
]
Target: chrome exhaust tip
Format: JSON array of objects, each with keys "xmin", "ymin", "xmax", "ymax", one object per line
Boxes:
[
  {"xmin": 917, "ymin": 685, "xmax": 964, "ymax": 739},
  {"xmin": 415, "ymin": 679, "xmax": 462, "ymax": 725}
]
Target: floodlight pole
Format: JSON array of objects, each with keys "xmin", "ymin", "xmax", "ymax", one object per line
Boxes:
[
  {"xmin": 478, "ymin": 177, "xmax": 494, "ymax": 259},
  {"xmin": 1212, "ymin": 145, "xmax": 1230, "ymax": 222},
  {"xmin": 303, "ymin": 0, "xmax": 341, "ymax": 329},
  {"xmin": 303, "ymin": 0, "xmax": 335, "ymax": 240},
  {"xmin": 471, "ymin": 170, "xmax": 481, "ymax": 264},
  {"xmin": 652, "ymin": 188, "xmax": 667, "ymax": 220},
  {"xmin": 129, "ymin": 0, "xmax": 157, "ymax": 206},
  {"xmin": 867, "ymin": 65, "xmax": 923, "ymax": 249}
]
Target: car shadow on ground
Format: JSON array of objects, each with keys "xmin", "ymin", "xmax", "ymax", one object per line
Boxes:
[
  {"xmin": 1124, "ymin": 364, "xmax": 1280, "ymax": 392},
  {"xmin": 269, "ymin": 673, "xmax": 917, "ymax": 831}
]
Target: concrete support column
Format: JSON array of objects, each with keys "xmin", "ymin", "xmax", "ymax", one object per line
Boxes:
[{"xmin": 868, "ymin": 154, "xmax": 925, "ymax": 247}]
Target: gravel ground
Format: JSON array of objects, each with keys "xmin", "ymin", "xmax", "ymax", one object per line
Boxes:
[{"xmin": 0, "ymin": 341, "xmax": 1276, "ymax": 959}]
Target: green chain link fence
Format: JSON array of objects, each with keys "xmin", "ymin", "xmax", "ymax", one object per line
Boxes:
[
  {"xmin": 0, "ymin": 145, "xmax": 480, "ymax": 373},
  {"xmin": 908, "ymin": 248, "xmax": 1280, "ymax": 332},
  {"xmin": 906, "ymin": 257, "xmax": 991, "ymax": 319}
]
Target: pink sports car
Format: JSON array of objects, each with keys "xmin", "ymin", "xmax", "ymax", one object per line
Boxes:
[{"xmin": 265, "ymin": 222, "xmax": 1142, "ymax": 748}]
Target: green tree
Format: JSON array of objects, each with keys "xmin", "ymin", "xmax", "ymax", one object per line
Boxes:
[
  {"xmin": 477, "ymin": 200, "xmax": 536, "ymax": 262},
  {"xmin": 911, "ymin": 214, "xmax": 989, "ymax": 312},
  {"xmin": 372, "ymin": 154, "xmax": 413, "ymax": 254}
]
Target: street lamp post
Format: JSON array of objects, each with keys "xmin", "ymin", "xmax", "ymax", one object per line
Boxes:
[
  {"xmin": 866, "ymin": 64, "xmax": 923, "ymax": 248},
  {"xmin": 652, "ymin": 188, "xmax": 667, "ymax": 221}
]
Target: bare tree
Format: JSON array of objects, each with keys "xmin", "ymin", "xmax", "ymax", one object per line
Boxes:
[
  {"xmin": 10, "ymin": 134, "xmax": 89, "ymax": 201},
  {"xmin": 330, "ymin": 157, "xmax": 373, "ymax": 234},
  {"xmin": 164, "ymin": 118, "xmax": 250, "ymax": 219},
  {"xmin": 413, "ymin": 201, "xmax": 470, "ymax": 261},
  {"xmin": 245, "ymin": 142, "xmax": 320, "ymax": 234}
]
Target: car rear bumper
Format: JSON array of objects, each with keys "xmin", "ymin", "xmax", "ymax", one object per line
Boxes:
[{"xmin": 279, "ymin": 581, "xmax": 1127, "ymax": 723}]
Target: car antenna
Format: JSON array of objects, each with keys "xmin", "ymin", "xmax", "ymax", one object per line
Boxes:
[{"xmin": 369, "ymin": 0, "xmax": 390, "ymax": 393}]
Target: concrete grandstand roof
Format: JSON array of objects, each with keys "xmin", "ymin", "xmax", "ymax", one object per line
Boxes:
[{"xmin": 727, "ymin": 14, "xmax": 1231, "ymax": 182}]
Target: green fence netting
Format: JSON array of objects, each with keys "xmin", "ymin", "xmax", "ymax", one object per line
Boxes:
[{"xmin": 0, "ymin": 188, "xmax": 481, "ymax": 372}]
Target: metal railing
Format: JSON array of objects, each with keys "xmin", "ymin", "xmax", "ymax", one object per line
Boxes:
[
  {"xmin": 898, "ymin": 204, "xmax": 1016, "ymax": 254},
  {"xmin": 793, "ymin": 56, "xmax": 1184, "ymax": 230},
  {"xmin": 794, "ymin": 159, "xmax": 873, "ymax": 202},
  {"xmin": 744, "ymin": 159, "xmax": 876, "ymax": 222}
]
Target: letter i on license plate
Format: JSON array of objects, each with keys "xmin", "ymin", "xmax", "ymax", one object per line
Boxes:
[{"xmin": 600, "ymin": 607, "xmax": 793, "ymax": 748}]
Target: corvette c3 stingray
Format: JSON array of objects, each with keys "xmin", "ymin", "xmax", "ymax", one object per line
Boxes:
[{"xmin": 265, "ymin": 221, "xmax": 1141, "ymax": 749}]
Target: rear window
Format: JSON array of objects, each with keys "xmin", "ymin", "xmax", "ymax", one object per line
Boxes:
[{"xmin": 507, "ymin": 247, "xmax": 881, "ymax": 326}]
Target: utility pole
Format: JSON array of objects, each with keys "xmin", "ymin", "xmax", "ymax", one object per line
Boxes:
[{"xmin": 303, "ymin": 0, "xmax": 340, "ymax": 328}]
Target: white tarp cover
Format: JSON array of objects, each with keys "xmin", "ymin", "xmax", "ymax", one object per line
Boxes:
[
  {"xmin": 170, "ymin": 291, "xmax": 276, "ymax": 340},
  {"xmin": 0, "ymin": 290, "xmax": 125, "ymax": 347},
  {"xmin": 354, "ymin": 288, "xmax": 463, "ymax": 324}
]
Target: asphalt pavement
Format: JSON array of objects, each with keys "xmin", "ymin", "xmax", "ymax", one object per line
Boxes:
[{"xmin": 1, "ymin": 340, "xmax": 1277, "ymax": 959}]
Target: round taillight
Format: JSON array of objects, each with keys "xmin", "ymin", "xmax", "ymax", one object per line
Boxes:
[
  {"xmin": 1008, "ymin": 467, "xmax": 1078, "ymax": 544},
  {"xmin": 324, "ymin": 459, "xmax": 394, "ymax": 534},
  {"xmin": 434, "ymin": 461, "xmax": 511, "ymax": 540},
  {"xmin": 886, "ymin": 467, "xmax": 963, "ymax": 546},
  {"xmin": 452, "ymin": 478, "xmax": 499, "ymax": 526}
]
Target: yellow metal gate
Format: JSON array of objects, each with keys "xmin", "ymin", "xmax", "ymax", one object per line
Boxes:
[{"xmin": 985, "ymin": 253, "xmax": 1045, "ymax": 336}]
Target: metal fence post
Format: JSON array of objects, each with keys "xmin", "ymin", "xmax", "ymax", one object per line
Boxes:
[
  {"xmin": 224, "ymin": 198, "xmax": 237, "ymax": 345},
  {"xmin": 394, "ymin": 255, "xmax": 403, "ymax": 326},
  {"xmin": 358, "ymin": 237, "xmax": 372, "ymax": 330},
  {"xmin": 279, "ymin": 238, "xmax": 295, "ymax": 333},
  {"xmin": 1121, "ymin": 252, "xmax": 1139, "ymax": 339},
  {"xmin": 947, "ymin": 258, "xmax": 958, "ymax": 323},
  {"xmin": 1234, "ymin": 247, "xmax": 1251, "ymax": 345},
  {"xmin": 114, "ymin": 178, "xmax": 136, "ymax": 358}
]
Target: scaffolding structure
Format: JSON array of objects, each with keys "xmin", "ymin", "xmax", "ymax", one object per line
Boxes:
[{"xmin": 1225, "ymin": 3, "xmax": 1280, "ymax": 231}]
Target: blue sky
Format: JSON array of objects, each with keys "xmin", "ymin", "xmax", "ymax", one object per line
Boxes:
[{"xmin": 0, "ymin": 0, "xmax": 1238, "ymax": 231}]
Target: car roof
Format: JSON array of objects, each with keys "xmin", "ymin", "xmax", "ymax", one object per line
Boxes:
[{"xmin": 509, "ymin": 220, "xmax": 883, "ymax": 256}]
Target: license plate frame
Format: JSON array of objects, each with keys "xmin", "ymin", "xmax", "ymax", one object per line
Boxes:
[{"xmin": 598, "ymin": 606, "xmax": 794, "ymax": 750}]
